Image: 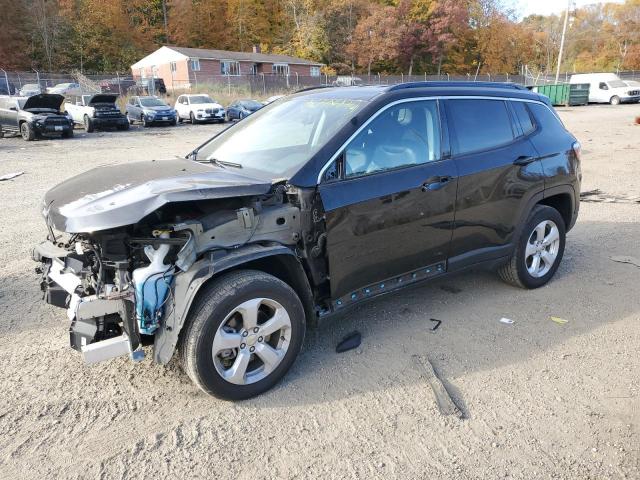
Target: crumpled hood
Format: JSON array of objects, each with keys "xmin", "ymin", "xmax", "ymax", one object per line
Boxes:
[{"xmin": 42, "ymin": 158, "xmax": 272, "ymax": 233}]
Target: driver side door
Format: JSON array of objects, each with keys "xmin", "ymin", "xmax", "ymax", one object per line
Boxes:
[{"xmin": 318, "ymin": 99, "xmax": 458, "ymax": 301}]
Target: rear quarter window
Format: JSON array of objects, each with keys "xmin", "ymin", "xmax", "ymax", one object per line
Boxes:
[
  {"xmin": 527, "ymin": 102, "xmax": 566, "ymax": 131},
  {"xmin": 448, "ymin": 99, "xmax": 514, "ymax": 155},
  {"xmin": 511, "ymin": 101, "xmax": 536, "ymax": 135}
]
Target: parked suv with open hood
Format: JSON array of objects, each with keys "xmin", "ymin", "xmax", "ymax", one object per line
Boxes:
[
  {"xmin": 34, "ymin": 82, "xmax": 581, "ymax": 400},
  {"xmin": 0, "ymin": 94, "xmax": 74, "ymax": 140},
  {"xmin": 65, "ymin": 94, "xmax": 129, "ymax": 132},
  {"xmin": 175, "ymin": 94, "xmax": 226, "ymax": 123}
]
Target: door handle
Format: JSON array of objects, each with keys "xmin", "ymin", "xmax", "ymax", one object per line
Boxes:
[
  {"xmin": 422, "ymin": 176, "xmax": 452, "ymax": 191},
  {"xmin": 513, "ymin": 155, "xmax": 538, "ymax": 166}
]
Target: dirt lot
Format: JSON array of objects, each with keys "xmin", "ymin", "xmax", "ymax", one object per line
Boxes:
[{"xmin": 0, "ymin": 106, "xmax": 638, "ymax": 480}]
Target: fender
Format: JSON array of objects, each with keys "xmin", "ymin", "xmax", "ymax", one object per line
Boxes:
[{"xmin": 152, "ymin": 244, "xmax": 301, "ymax": 364}]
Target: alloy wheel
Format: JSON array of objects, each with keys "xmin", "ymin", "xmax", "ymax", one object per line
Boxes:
[
  {"xmin": 212, "ymin": 298, "xmax": 292, "ymax": 385},
  {"xmin": 525, "ymin": 220, "xmax": 560, "ymax": 278}
]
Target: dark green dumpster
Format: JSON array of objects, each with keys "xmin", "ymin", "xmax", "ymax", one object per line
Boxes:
[{"xmin": 532, "ymin": 83, "xmax": 590, "ymax": 106}]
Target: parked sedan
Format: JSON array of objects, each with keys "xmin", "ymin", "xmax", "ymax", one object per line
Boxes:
[
  {"xmin": 125, "ymin": 96, "xmax": 177, "ymax": 127},
  {"xmin": 226, "ymin": 99, "xmax": 263, "ymax": 121},
  {"xmin": 19, "ymin": 84, "xmax": 42, "ymax": 97},
  {"xmin": 46, "ymin": 83, "xmax": 82, "ymax": 96},
  {"xmin": 175, "ymin": 94, "xmax": 226, "ymax": 123}
]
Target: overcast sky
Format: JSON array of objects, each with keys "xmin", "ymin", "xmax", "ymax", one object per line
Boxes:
[{"xmin": 512, "ymin": 0, "xmax": 624, "ymax": 17}]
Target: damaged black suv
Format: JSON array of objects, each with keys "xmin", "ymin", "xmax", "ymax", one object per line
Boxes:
[
  {"xmin": 0, "ymin": 94, "xmax": 74, "ymax": 141},
  {"xmin": 34, "ymin": 82, "xmax": 581, "ymax": 400}
]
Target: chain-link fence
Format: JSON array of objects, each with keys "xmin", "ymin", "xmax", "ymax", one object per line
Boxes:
[{"xmin": 2, "ymin": 69, "xmax": 640, "ymax": 97}]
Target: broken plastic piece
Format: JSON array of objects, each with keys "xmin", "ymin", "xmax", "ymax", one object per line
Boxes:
[
  {"xmin": 550, "ymin": 316, "xmax": 568, "ymax": 325},
  {"xmin": 413, "ymin": 355, "xmax": 464, "ymax": 419},
  {"xmin": 430, "ymin": 318, "xmax": 442, "ymax": 331},
  {"xmin": 499, "ymin": 317, "xmax": 515, "ymax": 324},
  {"xmin": 610, "ymin": 256, "xmax": 640, "ymax": 268},
  {"xmin": 0, "ymin": 171, "xmax": 24, "ymax": 181},
  {"xmin": 336, "ymin": 331, "xmax": 361, "ymax": 353}
]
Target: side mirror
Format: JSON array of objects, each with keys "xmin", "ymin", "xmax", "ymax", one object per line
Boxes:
[{"xmin": 9, "ymin": 107, "xmax": 16, "ymax": 111}]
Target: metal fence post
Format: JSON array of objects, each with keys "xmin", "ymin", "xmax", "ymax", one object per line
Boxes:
[
  {"xmin": 227, "ymin": 74, "xmax": 231, "ymax": 96},
  {"xmin": 295, "ymin": 72, "xmax": 298, "ymax": 87},
  {"xmin": 487, "ymin": 73, "xmax": 491, "ymax": 82},
  {"xmin": 401, "ymin": 73, "xmax": 404, "ymax": 83},
  {"xmin": 261, "ymin": 73, "xmax": 266, "ymax": 95},
  {"xmin": 447, "ymin": 73, "xmax": 450, "ymax": 81},
  {"xmin": 116, "ymin": 72, "xmax": 121, "ymax": 95},
  {"xmin": 1, "ymin": 69, "xmax": 9, "ymax": 95}
]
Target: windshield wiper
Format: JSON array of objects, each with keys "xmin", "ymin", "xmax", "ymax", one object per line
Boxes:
[{"xmin": 210, "ymin": 158, "xmax": 242, "ymax": 169}]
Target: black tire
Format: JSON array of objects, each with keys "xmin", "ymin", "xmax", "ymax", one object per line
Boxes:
[
  {"xmin": 610, "ymin": 96, "xmax": 621, "ymax": 105},
  {"xmin": 62, "ymin": 128, "xmax": 74, "ymax": 138},
  {"xmin": 498, "ymin": 205, "xmax": 566, "ymax": 289},
  {"xmin": 117, "ymin": 123, "xmax": 129, "ymax": 131},
  {"xmin": 142, "ymin": 115, "xmax": 149, "ymax": 127},
  {"xmin": 179, "ymin": 270, "xmax": 306, "ymax": 400},
  {"xmin": 83, "ymin": 115, "xmax": 94, "ymax": 133},
  {"xmin": 20, "ymin": 122, "xmax": 35, "ymax": 141},
  {"xmin": 190, "ymin": 111, "xmax": 196, "ymax": 124},
  {"xmin": 128, "ymin": 115, "xmax": 134, "ymax": 125}
]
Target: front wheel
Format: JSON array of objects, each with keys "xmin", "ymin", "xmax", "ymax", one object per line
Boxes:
[
  {"xmin": 610, "ymin": 96, "xmax": 621, "ymax": 105},
  {"xmin": 498, "ymin": 205, "xmax": 566, "ymax": 289},
  {"xmin": 20, "ymin": 122, "xmax": 35, "ymax": 141},
  {"xmin": 83, "ymin": 115, "xmax": 94, "ymax": 133},
  {"xmin": 190, "ymin": 111, "xmax": 196, "ymax": 124},
  {"xmin": 179, "ymin": 270, "xmax": 306, "ymax": 400}
]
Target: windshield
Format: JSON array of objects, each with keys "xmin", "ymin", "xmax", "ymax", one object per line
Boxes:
[
  {"xmin": 197, "ymin": 96, "xmax": 366, "ymax": 178},
  {"xmin": 140, "ymin": 97, "xmax": 167, "ymax": 107},
  {"xmin": 608, "ymin": 80, "xmax": 626, "ymax": 88},
  {"xmin": 56, "ymin": 83, "xmax": 72, "ymax": 88},
  {"xmin": 17, "ymin": 99, "xmax": 26, "ymax": 109},
  {"xmin": 190, "ymin": 95, "xmax": 214, "ymax": 104},
  {"xmin": 241, "ymin": 100, "xmax": 262, "ymax": 109}
]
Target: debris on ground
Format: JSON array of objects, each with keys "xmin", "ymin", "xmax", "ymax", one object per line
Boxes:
[
  {"xmin": 440, "ymin": 285, "xmax": 462, "ymax": 294},
  {"xmin": 550, "ymin": 316, "xmax": 569, "ymax": 325},
  {"xmin": 413, "ymin": 355, "xmax": 464, "ymax": 419},
  {"xmin": 635, "ymin": 116, "xmax": 640, "ymax": 125},
  {"xmin": 580, "ymin": 189, "xmax": 640, "ymax": 204},
  {"xmin": 610, "ymin": 255, "xmax": 640, "ymax": 268},
  {"xmin": 0, "ymin": 172, "xmax": 24, "ymax": 181},
  {"xmin": 429, "ymin": 318, "xmax": 442, "ymax": 332},
  {"xmin": 499, "ymin": 317, "xmax": 515, "ymax": 325},
  {"xmin": 336, "ymin": 331, "xmax": 361, "ymax": 353}
]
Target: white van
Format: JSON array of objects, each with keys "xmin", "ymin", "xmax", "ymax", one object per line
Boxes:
[{"xmin": 569, "ymin": 73, "xmax": 640, "ymax": 105}]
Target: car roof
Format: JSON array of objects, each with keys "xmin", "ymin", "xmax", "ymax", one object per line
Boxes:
[{"xmin": 292, "ymin": 82, "xmax": 544, "ymax": 103}]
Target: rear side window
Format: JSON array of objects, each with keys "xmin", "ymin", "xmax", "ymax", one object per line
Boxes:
[
  {"xmin": 511, "ymin": 101, "xmax": 535, "ymax": 135},
  {"xmin": 528, "ymin": 102, "xmax": 565, "ymax": 130},
  {"xmin": 448, "ymin": 99, "xmax": 514, "ymax": 155}
]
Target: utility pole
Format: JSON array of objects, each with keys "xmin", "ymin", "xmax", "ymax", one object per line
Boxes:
[
  {"xmin": 162, "ymin": 0, "xmax": 169, "ymax": 44},
  {"xmin": 555, "ymin": 0, "xmax": 571, "ymax": 83}
]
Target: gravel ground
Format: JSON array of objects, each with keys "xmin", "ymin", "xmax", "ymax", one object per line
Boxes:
[{"xmin": 0, "ymin": 106, "xmax": 638, "ymax": 480}]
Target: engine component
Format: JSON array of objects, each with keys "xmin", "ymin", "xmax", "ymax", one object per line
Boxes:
[{"xmin": 132, "ymin": 232, "xmax": 175, "ymax": 335}]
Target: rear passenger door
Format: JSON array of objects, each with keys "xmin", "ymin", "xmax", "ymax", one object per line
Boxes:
[
  {"xmin": 444, "ymin": 98, "xmax": 545, "ymax": 270},
  {"xmin": 319, "ymin": 100, "xmax": 458, "ymax": 300},
  {"xmin": 0, "ymin": 98, "xmax": 19, "ymax": 133}
]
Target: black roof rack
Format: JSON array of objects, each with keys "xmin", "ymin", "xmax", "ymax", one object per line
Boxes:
[
  {"xmin": 294, "ymin": 85, "xmax": 336, "ymax": 93},
  {"xmin": 387, "ymin": 81, "xmax": 527, "ymax": 91}
]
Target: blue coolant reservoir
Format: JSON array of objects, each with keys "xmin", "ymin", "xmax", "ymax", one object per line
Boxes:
[{"xmin": 132, "ymin": 234, "xmax": 174, "ymax": 335}]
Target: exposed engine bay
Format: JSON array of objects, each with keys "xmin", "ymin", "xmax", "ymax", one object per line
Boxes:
[{"xmin": 34, "ymin": 182, "xmax": 328, "ymax": 365}]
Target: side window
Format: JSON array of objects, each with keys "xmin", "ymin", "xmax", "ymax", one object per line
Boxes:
[
  {"xmin": 599, "ymin": 82, "xmax": 608, "ymax": 90},
  {"xmin": 343, "ymin": 100, "xmax": 441, "ymax": 178},
  {"xmin": 511, "ymin": 101, "xmax": 535, "ymax": 136},
  {"xmin": 448, "ymin": 99, "xmax": 514, "ymax": 155}
]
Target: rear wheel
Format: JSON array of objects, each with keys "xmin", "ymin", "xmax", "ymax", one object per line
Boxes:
[
  {"xmin": 610, "ymin": 96, "xmax": 621, "ymax": 105},
  {"xmin": 190, "ymin": 111, "xmax": 196, "ymax": 124},
  {"xmin": 498, "ymin": 205, "xmax": 566, "ymax": 289},
  {"xmin": 179, "ymin": 270, "xmax": 306, "ymax": 400},
  {"xmin": 20, "ymin": 122, "xmax": 35, "ymax": 141},
  {"xmin": 83, "ymin": 115, "xmax": 94, "ymax": 133}
]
